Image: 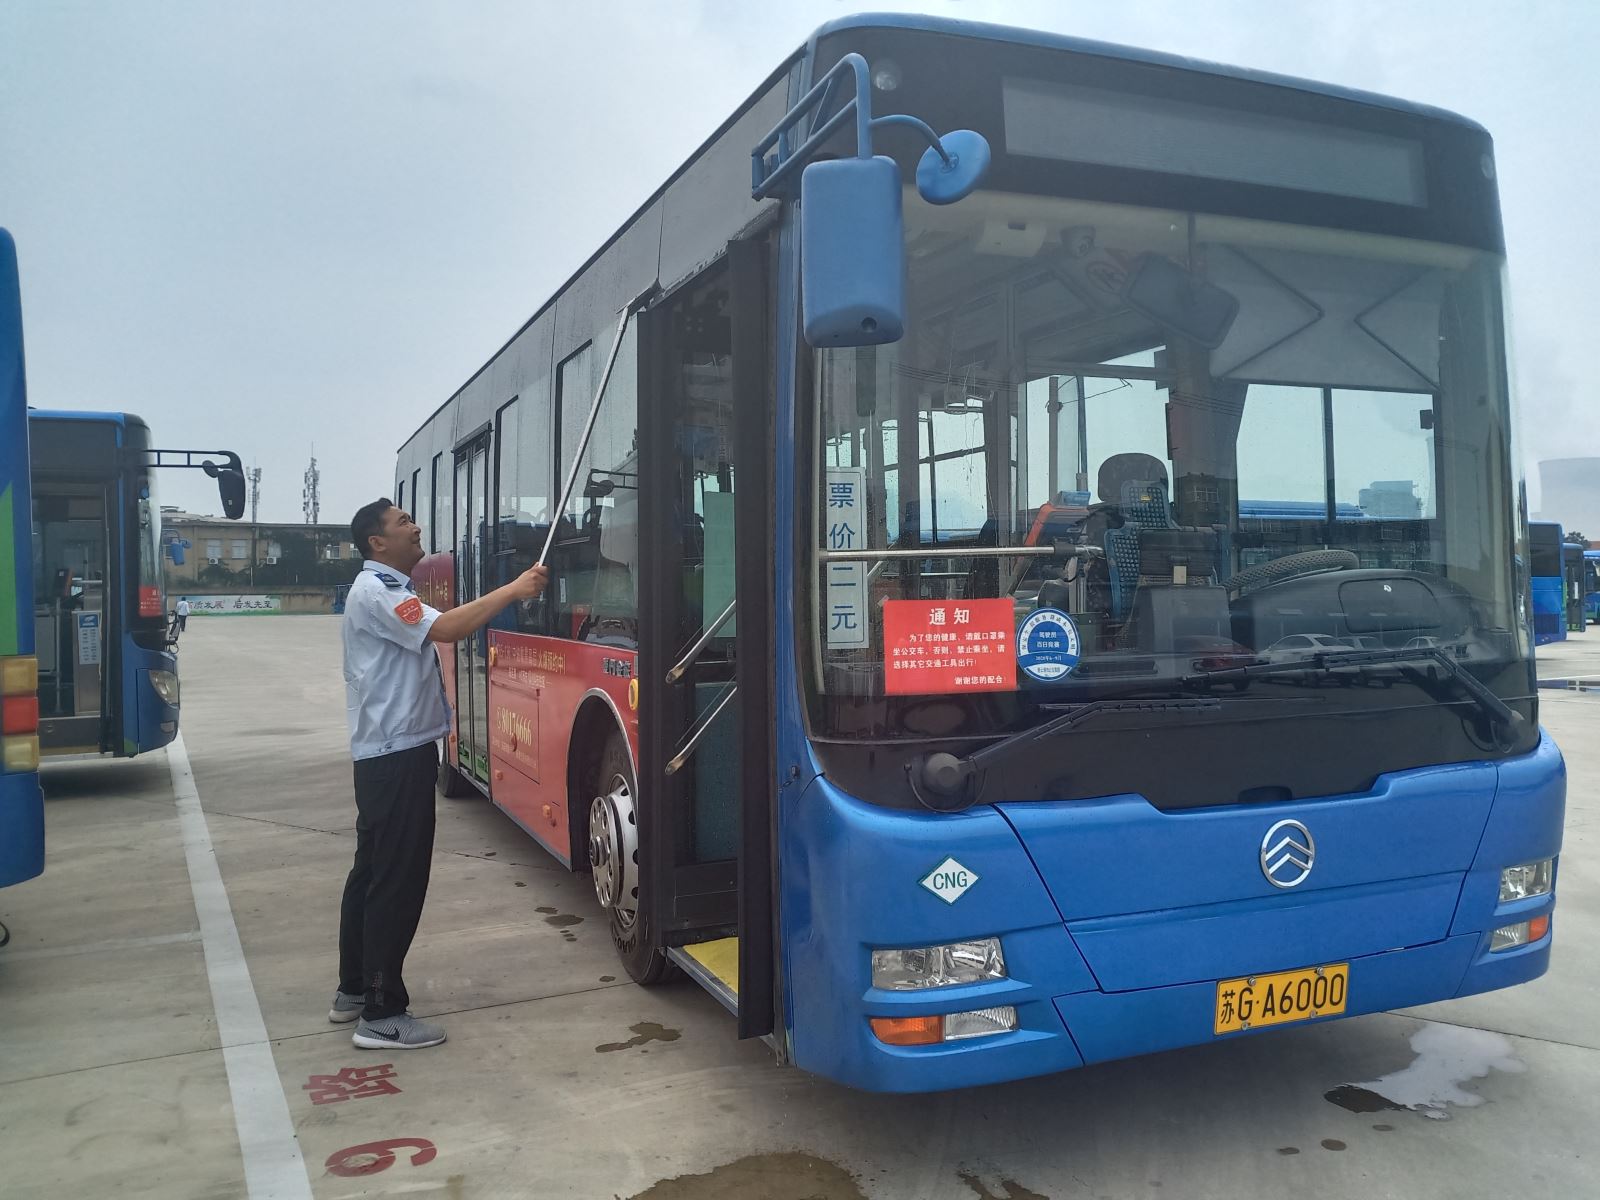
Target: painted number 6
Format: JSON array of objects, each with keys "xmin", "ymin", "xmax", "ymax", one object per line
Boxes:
[{"xmin": 325, "ymin": 1137, "xmax": 438, "ymax": 1178}]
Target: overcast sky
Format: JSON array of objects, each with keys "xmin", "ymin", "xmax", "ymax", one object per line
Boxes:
[{"xmin": 3, "ymin": 1, "xmax": 1596, "ymax": 525}]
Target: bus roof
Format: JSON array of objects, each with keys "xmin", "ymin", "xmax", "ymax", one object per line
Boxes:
[
  {"xmin": 812, "ymin": 12, "xmax": 1488, "ymax": 133},
  {"xmin": 401, "ymin": 13, "xmax": 1489, "ymax": 454},
  {"xmin": 28, "ymin": 409, "xmax": 146, "ymax": 430}
]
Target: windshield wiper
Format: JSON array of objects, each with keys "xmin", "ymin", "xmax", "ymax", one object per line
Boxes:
[
  {"xmin": 1184, "ymin": 647, "xmax": 1527, "ymax": 739},
  {"xmin": 908, "ymin": 698, "xmax": 1221, "ymax": 811}
]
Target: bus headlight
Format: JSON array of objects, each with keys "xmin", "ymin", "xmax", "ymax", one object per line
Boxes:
[
  {"xmin": 871, "ymin": 938, "xmax": 1005, "ymax": 990},
  {"xmin": 149, "ymin": 670, "xmax": 180, "ymax": 707},
  {"xmin": 1499, "ymin": 859, "xmax": 1553, "ymax": 902}
]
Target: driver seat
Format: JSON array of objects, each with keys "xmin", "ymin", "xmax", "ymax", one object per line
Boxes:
[
  {"xmin": 1098, "ymin": 454, "xmax": 1175, "ymax": 619},
  {"xmin": 1098, "ymin": 454, "xmax": 1222, "ymax": 622}
]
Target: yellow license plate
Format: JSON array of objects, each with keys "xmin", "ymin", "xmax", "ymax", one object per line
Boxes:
[{"xmin": 1214, "ymin": 963, "xmax": 1348, "ymax": 1034}]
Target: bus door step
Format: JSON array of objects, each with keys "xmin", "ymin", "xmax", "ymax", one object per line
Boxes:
[{"xmin": 669, "ymin": 938, "xmax": 739, "ymax": 1015}]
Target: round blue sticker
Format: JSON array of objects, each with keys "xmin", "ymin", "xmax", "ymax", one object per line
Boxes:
[{"xmin": 1017, "ymin": 608, "xmax": 1082, "ymax": 682}]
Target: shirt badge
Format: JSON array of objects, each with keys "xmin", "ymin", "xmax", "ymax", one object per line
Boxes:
[{"xmin": 396, "ymin": 597, "xmax": 424, "ymax": 625}]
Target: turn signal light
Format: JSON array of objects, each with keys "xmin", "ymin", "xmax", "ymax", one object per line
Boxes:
[
  {"xmin": 870, "ymin": 1015, "xmax": 943, "ymax": 1046},
  {"xmin": 1, "ymin": 655, "xmax": 38, "ymax": 696},
  {"xmin": 1490, "ymin": 914, "xmax": 1552, "ymax": 952},
  {"xmin": 870, "ymin": 1005, "xmax": 1020, "ymax": 1046},
  {"xmin": 2, "ymin": 693, "xmax": 39, "ymax": 735}
]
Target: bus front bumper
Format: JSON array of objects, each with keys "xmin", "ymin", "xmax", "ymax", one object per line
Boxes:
[{"xmin": 780, "ymin": 737, "xmax": 1562, "ymax": 1093}]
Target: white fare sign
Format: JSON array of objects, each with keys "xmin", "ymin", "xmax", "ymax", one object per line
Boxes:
[{"xmin": 824, "ymin": 467, "xmax": 868, "ymax": 649}]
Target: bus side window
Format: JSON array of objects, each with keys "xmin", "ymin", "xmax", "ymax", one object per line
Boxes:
[
  {"xmin": 497, "ymin": 380, "xmax": 553, "ymax": 633},
  {"xmin": 562, "ymin": 322, "xmax": 640, "ymax": 646}
]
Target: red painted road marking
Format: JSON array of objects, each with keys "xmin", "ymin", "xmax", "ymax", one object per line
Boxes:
[
  {"xmin": 303, "ymin": 1064, "xmax": 401, "ymax": 1105},
  {"xmin": 325, "ymin": 1138, "xmax": 438, "ymax": 1178}
]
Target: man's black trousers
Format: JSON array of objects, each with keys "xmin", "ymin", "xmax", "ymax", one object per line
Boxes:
[{"xmin": 338, "ymin": 741, "xmax": 438, "ymax": 1019}]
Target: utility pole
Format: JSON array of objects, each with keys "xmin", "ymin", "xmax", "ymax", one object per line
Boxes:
[
  {"xmin": 302, "ymin": 449, "xmax": 320, "ymax": 526},
  {"xmin": 248, "ymin": 464, "xmax": 262, "ymax": 587}
]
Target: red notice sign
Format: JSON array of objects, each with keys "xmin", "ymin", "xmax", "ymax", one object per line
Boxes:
[{"xmin": 882, "ymin": 599, "xmax": 1017, "ymax": 695}]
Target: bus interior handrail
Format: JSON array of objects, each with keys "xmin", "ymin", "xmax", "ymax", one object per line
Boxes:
[
  {"xmin": 665, "ymin": 681, "xmax": 739, "ymax": 776},
  {"xmin": 820, "ymin": 545, "xmax": 1057, "ymax": 562},
  {"xmin": 666, "ymin": 599, "xmax": 738, "ymax": 684}
]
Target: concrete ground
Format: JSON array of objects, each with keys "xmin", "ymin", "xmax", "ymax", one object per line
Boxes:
[{"xmin": 1, "ymin": 617, "xmax": 1596, "ymax": 1200}]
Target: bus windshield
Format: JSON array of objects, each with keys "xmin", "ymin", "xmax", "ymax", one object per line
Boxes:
[{"xmin": 808, "ymin": 191, "xmax": 1526, "ymax": 741}]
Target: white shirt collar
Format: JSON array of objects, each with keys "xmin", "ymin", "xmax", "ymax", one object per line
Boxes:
[{"xmin": 363, "ymin": 559, "xmax": 412, "ymax": 586}]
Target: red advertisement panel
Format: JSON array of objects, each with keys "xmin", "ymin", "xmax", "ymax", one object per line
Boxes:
[{"xmin": 882, "ymin": 599, "xmax": 1017, "ymax": 695}]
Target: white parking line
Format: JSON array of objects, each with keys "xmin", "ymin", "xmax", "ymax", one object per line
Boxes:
[{"xmin": 168, "ymin": 734, "xmax": 314, "ymax": 1200}]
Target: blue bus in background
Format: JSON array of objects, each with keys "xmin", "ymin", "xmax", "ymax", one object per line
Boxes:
[
  {"xmin": 2, "ymin": 229, "xmax": 44, "ymax": 913},
  {"xmin": 1, "ymin": 226, "xmax": 245, "ymax": 932},
  {"xmin": 27, "ymin": 412, "xmax": 246, "ymax": 759},
  {"xmin": 393, "ymin": 15, "xmax": 1562, "ymax": 1091},
  {"xmin": 1529, "ymin": 521, "xmax": 1566, "ymax": 644}
]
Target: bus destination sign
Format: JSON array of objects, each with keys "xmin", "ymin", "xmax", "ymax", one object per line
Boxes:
[{"xmin": 882, "ymin": 599, "xmax": 1017, "ymax": 695}]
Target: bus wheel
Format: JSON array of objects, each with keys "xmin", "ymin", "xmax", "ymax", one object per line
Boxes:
[
  {"xmin": 588, "ymin": 730, "xmax": 672, "ymax": 984},
  {"xmin": 437, "ymin": 752, "xmax": 476, "ymax": 799}
]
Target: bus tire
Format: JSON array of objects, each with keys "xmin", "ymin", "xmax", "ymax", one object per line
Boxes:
[
  {"xmin": 589, "ymin": 729, "xmax": 674, "ymax": 985},
  {"xmin": 437, "ymin": 752, "xmax": 477, "ymax": 799}
]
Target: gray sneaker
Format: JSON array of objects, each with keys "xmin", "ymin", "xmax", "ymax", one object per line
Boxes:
[
  {"xmin": 329, "ymin": 991, "xmax": 364, "ymax": 1023},
  {"xmin": 352, "ymin": 1012, "xmax": 447, "ymax": 1050}
]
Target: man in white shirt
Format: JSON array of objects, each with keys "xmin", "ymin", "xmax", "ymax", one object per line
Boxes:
[
  {"xmin": 334, "ymin": 497, "xmax": 547, "ymax": 1049},
  {"xmin": 175, "ymin": 597, "xmax": 190, "ymax": 632}
]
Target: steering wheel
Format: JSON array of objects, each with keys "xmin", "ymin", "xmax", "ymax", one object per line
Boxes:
[{"xmin": 1227, "ymin": 549, "xmax": 1360, "ymax": 598}]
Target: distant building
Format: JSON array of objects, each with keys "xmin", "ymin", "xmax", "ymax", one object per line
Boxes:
[
  {"xmin": 160, "ymin": 509, "xmax": 362, "ymax": 613},
  {"xmin": 1537, "ymin": 458, "xmax": 1600, "ymax": 539},
  {"xmin": 1358, "ymin": 480, "xmax": 1423, "ymax": 519}
]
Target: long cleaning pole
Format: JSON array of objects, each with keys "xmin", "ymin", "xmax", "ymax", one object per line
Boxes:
[{"xmin": 538, "ymin": 286, "xmax": 653, "ymax": 568}]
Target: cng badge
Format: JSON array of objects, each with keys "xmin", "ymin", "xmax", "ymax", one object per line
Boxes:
[{"xmin": 920, "ymin": 857, "xmax": 979, "ymax": 904}]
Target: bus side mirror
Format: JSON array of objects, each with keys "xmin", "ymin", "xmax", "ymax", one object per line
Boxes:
[
  {"xmin": 203, "ymin": 452, "xmax": 247, "ymax": 519},
  {"xmin": 799, "ymin": 130, "xmax": 991, "ymax": 349},
  {"xmin": 217, "ymin": 469, "xmax": 246, "ymax": 519},
  {"xmin": 801, "ymin": 156, "xmax": 905, "ymax": 348}
]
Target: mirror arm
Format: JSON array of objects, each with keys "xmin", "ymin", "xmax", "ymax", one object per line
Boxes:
[
  {"xmin": 753, "ymin": 53, "xmax": 964, "ymax": 198},
  {"xmin": 129, "ymin": 448, "xmax": 243, "ymax": 475},
  {"xmin": 868, "ymin": 114, "xmax": 951, "ymax": 166}
]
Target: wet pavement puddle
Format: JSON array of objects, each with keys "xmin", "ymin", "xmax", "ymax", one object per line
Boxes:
[
  {"xmin": 1326, "ymin": 1024, "xmax": 1525, "ymax": 1119},
  {"xmin": 624, "ymin": 1151, "xmax": 866, "ymax": 1199},
  {"xmin": 595, "ymin": 1021, "xmax": 682, "ymax": 1053}
]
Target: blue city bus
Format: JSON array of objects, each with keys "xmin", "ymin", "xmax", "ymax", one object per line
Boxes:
[
  {"xmin": 1529, "ymin": 521, "xmax": 1565, "ymax": 644},
  {"xmin": 395, "ymin": 15, "xmax": 1561, "ymax": 1091},
  {"xmin": 27, "ymin": 411, "xmax": 246, "ymax": 759},
  {"xmin": 2, "ymin": 229, "xmax": 44, "ymax": 909}
]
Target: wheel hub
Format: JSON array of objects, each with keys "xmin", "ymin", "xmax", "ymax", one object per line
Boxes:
[{"xmin": 587, "ymin": 773, "xmax": 639, "ymax": 928}]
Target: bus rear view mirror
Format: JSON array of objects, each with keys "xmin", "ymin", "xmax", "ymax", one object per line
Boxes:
[
  {"xmin": 1122, "ymin": 253, "xmax": 1240, "ymax": 349},
  {"xmin": 204, "ymin": 455, "xmax": 247, "ymax": 519},
  {"xmin": 217, "ymin": 469, "xmax": 246, "ymax": 520},
  {"xmin": 798, "ymin": 131, "xmax": 991, "ymax": 350},
  {"xmin": 801, "ymin": 156, "xmax": 906, "ymax": 348}
]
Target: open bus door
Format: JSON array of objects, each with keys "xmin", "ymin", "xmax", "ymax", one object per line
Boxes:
[{"xmin": 637, "ymin": 238, "xmax": 779, "ymax": 1043}]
